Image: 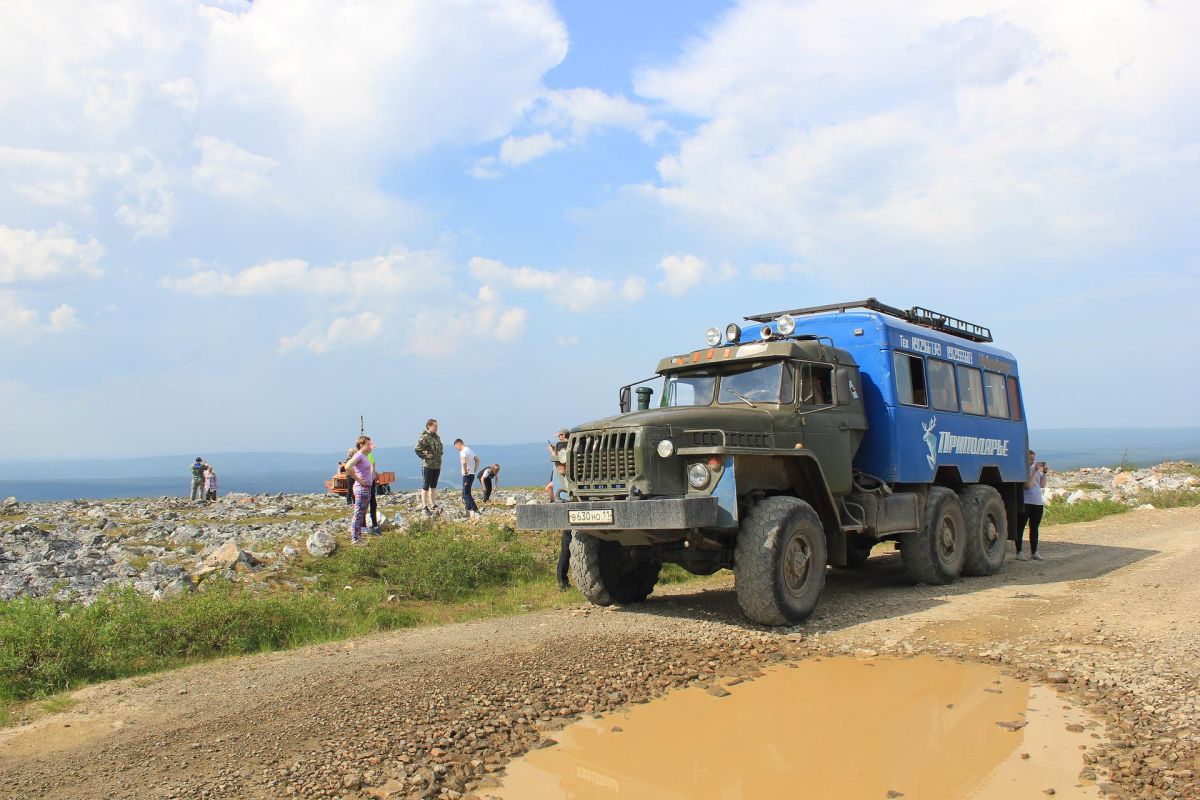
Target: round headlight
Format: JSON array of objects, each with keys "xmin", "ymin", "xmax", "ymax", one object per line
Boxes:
[
  {"xmin": 688, "ymin": 462, "xmax": 710, "ymax": 489},
  {"xmin": 705, "ymin": 326, "xmax": 722, "ymax": 347},
  {"xmin": 656, "ymin": 439, "xmax": 675, "ymax": 458},
  {"xmin": 557, "ymin": 450, "xmax": 568, "ymax": 464},
  {"xmin": 724, "ymin": 323, "xmax": 742, "ymax": 344},
  {"xmin": 776, "ymin": 314, "xmax": 796, "ymax": 336}
]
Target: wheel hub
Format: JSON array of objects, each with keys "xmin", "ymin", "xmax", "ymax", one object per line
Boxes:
[{"xmin": 783, "ymin": 535, "xmax": 812, "ymax": 595}]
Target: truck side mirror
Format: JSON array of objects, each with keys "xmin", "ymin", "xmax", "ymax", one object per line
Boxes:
[
  {"xmin": 619, "ymin": 386, "xmax": 631, "ymax": 413},
  {"xmin": 836, "ymin": 368, "xmax": 852, "ymax": 406}
]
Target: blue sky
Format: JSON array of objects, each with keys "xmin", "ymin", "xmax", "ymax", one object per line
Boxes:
[{"xmin": 1, "ymin": 0, "xmax": 1197, "ymax": 459}]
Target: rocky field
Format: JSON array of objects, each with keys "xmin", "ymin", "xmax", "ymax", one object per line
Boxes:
[{"xmin": 0, "ymin": 466, "xmax": 1198, "ymax": 799}]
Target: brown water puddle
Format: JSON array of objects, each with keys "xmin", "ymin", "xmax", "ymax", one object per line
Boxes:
[{"xmin": 485, "ymin": 656, "xmax": 1102, "ymax": 799}]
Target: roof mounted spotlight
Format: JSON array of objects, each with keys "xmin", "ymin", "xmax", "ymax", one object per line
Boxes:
[
  {"xmin": 776, "ymin": 314, "xmax": 796, "ymax": 336},
  {"xmin": 705, "ymin": 327, "xmax": 722, "ymax": 347},
  {"xmin": 759, "ymin": 324, "xmax": 774, "ymax": 341},
  {"xmin": 724, "ymin": 323, "xmax": 742, "ymax": 344}
]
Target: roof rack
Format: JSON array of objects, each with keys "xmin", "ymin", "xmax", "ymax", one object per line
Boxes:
[{"xmin": 746, "ymin": 297, "xmax": 993, "ymax": 343}]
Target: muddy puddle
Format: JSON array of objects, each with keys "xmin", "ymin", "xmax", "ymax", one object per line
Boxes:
[{"xmin": 485, "ymin": 655, "xmax": 1102, "ymax": 799}]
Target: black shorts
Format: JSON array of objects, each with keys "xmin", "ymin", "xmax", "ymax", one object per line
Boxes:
[{"xmin": 422, "ymin": 467, "xmax": 441, "ymax": 490}]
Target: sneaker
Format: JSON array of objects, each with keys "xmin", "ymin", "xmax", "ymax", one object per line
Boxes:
[
  {"xmin": 558, "ymin": 582, "xmax": 569, "ymax": 592},
  {"xmin": 1015, "ymin": 552, "xmax": 1029, "ymax": 561},
  {"xmin": 422, "ymin": 507, "xmax": 432, "ymax": 517},
  {"xmin": 368, "ymin": 526, "xmax": 382, "ymax": 536},
  {"xmin": 1031, "ymin": 553, "xmax": 1044, "ymax": 561},
  {"xmin": 352, "ymin": 537, "xmax": 367, "ymax": 546}
]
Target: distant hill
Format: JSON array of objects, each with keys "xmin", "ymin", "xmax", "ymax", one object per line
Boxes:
[{"xmin": 2, "ymin": 428, "xmax": 1198, "ymax": 502}]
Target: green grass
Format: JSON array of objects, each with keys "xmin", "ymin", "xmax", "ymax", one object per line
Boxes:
[
  {"xmin": 1044, "ymin": 487, "xmax": 1200, "ymax": 526},
  {"xmin": 1, "ymin": 519, "xmax": 685, "ymax": 713},
  {"xmin": 1070, "ymin": 482, "xmax": 1104, "ymax": 490},
  {"xmin": 1043, "ymin": 498, "xmax": 1131, "ymax": 526}
]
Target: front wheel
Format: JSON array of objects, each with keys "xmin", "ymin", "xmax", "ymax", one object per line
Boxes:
[
  {"xmin": 570, "ymin": 532, "xmax": 662, "ymax": 606},
  {"xmin": 900, "ymin": 487, "xmax": 966, "ymax": 585},
  {"xmin": 734, "ymin": 496, "xmax": 828, "ymax": 626}
]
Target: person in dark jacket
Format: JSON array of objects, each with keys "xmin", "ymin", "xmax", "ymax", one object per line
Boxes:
[{"xmin": 414, "ymin": 419, "xmax": 444, "ymax": 516}]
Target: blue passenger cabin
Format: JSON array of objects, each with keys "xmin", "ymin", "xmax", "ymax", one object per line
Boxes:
[{"xmin": 745, "ymin": 299, "xmax": 1028, "ymax": 487}]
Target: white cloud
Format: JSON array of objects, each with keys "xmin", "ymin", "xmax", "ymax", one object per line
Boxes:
[
  {"xmin": 0, "ymin": 0, "xmax": 570, "ymax": 235},
  {"xmin": 476, "ymin": 87, "xmax": 666, "ymax": 172},
  {"xmin": 468, "ymin": 256, "xmax": 643, "ymax": 313},
  {"xmin": 0, "ymin": 291, "xmax": 81, "ymax": 338},
  {"xmin": 535, "ymin": 88, "xmax": 666, "ymax": 144},
  {"xmin": 0, "ymin": 225, "xmax": 104, "ymax": 283},
  {"xmin": 499, "ymin": 133, "xmax": 565, "ymax": 166},
  {"xmin": 634, "ymin": 0, "xmax": 1200, "ymax": 267},
  {"xmin": 160, "ymin": 247, "xmax": 452, "ymax": 298},
  {"xmin": 556, "ymin": 334, "xmax": 579, "ymax": 348},
  {"xmin": 279, "ymin": 311, "xmax": 382, "ymax": 354},
  {"xmin": 192, "ymin": 135, "xmax": 279, "ymax": 197},
  {"xmin": 622, "ymin": 276, "xmax": 647, "ymax": 301},
  {"xmin": 657, "ymin": 253, "xmax": 736, "ymax": 296}
]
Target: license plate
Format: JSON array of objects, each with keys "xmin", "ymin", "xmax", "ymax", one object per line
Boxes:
[{"xmin": 568, "ymin": 509, "xmax": 614, "ymax": 525}]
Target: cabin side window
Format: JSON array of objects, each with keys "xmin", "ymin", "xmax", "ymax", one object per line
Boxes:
[
  {"xmin": 983, "ymin": 371, "xmax": 1009, "ymax": 418},
  {"xmin": 1006, "ymin": 376, "xmax": 1023, "ymax": 421},
  {"xmin": 928, "ymin": 359, "xmax": 959, "ymax": 412},
  {"xmin": 893, "ymin": 352, "xmax": 927, "ymax": 406},
  {"xmin": 957, "ymin": 365, "xmax": 985, "ymax": 415},
  {"xmin": 799, "ymin": 363, "xmax": 835, "ymax": 407}
]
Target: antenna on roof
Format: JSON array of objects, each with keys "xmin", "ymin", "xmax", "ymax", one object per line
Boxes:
[{"xmin": 360, "ymin": 415, "xmax": 364, "ymax": 435}]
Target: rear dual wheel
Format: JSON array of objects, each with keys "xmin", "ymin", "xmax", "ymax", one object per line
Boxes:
[
  {"xmin": 901, "ymin": 487, "xmax": 966, "ymax": 585},
  {"xmin": 960, "ymin": 485, "xmax": 1007, "ymax": 576}
]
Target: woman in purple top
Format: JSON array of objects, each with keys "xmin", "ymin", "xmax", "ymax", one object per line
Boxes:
[{"xmin": 345, "ymin": 435, "xmax": 375, "ymax": 544}]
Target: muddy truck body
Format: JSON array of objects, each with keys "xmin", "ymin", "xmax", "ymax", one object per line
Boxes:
[{"xmin": 518, "ymin": 299, "xmax": 1029, "ymax": 626}]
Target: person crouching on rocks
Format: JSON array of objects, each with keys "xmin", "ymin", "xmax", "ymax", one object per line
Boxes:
[
  {"xmin": 345, "ymin": 435, "xmax": 375, "ymax": 545},
  {"xmin": 479, "ymin": 463, "xmax": 500, "ymax": 503}
]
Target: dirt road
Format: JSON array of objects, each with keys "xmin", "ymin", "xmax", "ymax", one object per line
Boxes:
[{"xmin": 3, "ymin": 507, "xmax": 1198, "ymax": 800}]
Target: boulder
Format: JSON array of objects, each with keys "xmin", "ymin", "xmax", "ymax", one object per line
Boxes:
[
  {"xmin": 2, "ymin": 496, "xmax": 17, "ymax": 510},
  {"xmin": 205, "ymin": 539, "xmax": 251, "ymax": 569},
  {"xmin": 306, "ymin": 530, "xmax": 337, "ymax": 557}
]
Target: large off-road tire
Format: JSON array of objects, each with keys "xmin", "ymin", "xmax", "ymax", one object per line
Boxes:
[
  {"xmin": 734, "ymin": 496, "xmax": 828, "ymax": 626},
  {"xmin": 569, "ymin": 532, "xmax": 662, "ymax": 606},
  {"xmin": 901, "ymin": 487, "xmax": 966, "ymax": 585},
  {"xmin": 959, "ymin": 484, "xmax": 1007, "ymax": 577}
]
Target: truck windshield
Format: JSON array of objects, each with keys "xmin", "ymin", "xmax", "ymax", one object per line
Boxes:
[
  {"xmin": 662, "ymin": 370, "xmax": 716, "ymax": 406},
  {"xmin": 718, "ymin": 361, "xmax": 787, "ymax": 404}
]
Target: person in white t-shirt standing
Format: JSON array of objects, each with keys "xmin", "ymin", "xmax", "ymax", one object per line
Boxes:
[
  {"xmin": 453, "ymin": 438, "xmax": 481, "ymax": 521},
  {"xmin": 1016, "ymin": 449, "xmax": 1047, "ymax": 561}
]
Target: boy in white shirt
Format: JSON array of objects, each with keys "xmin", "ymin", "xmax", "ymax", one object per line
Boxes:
[{"xmin": 454, "ymin": 439, "xmax": 481, "ymax": 521}]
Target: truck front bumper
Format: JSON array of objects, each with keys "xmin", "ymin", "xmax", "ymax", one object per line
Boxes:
[{"xmin": 516, "ymin": 496, "xmax": 719, "ymax": 532}]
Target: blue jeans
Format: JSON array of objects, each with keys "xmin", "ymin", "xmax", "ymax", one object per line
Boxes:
[{"xmin": 461, "ymin": 474, "xmax": 479, "ymax": 513}]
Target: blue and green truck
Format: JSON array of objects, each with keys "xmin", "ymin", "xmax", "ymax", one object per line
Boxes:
[{"xmin": 518, "ymin": 299, "xmax": 1029, "ymax": 626}]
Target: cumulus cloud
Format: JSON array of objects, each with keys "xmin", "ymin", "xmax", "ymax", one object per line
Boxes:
[
  {"xmin": 0, "ymin": 291, "xmax": 81, "ymax": 338},
  {"xmin": 468, "ymin": 256, "xmax": 644, "ymax": 312},
  {"xmin": 499, "ymin": 133, "xmax": 565, "ymax": 166},
  {"xmin": 634, "ymin": 0, "xmax": 1200, "ymax": 266},
  {"xmin": 0, "ymin": 225, "xmax": 104, "ymax": 284},
  {"xmin": 0, "ymin": 0, "xmax": 570, "ymax": 235},
  {"xmin": 160, "ymin": 247, "xmax": 452, "ymax": 298},
  {"xmin": 622, "ymin": 276, "xmax": 647, "ymax": 302},
  {"xmin": 192, "ymin": 135, "xmax": 279, "ymax": 197},
  {"xmin": 473, "ymin": 87, "xmax": 666, "ymax": 173},
  {"xmin": 658, "ymin": 253, "xmax": 736, "ymax": 296},
  {"xmin": 279, "ymin": 311, "xmax": 382, "ymax": 354}
]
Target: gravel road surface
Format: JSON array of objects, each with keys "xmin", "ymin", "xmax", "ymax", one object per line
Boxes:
[{"xmin": 2, "ymin": 506, "xmax": 1197, "ymax": 800}]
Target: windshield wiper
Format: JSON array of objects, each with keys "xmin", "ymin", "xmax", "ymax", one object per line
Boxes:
[{"xmin": 728, "ymin": 390, "xmax": 757, "ymax": 408}]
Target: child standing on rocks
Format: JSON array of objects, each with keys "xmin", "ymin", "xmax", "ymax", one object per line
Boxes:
[{"xmin": 346, "ymin": 435, "xmax": 375, "ymax": 545}]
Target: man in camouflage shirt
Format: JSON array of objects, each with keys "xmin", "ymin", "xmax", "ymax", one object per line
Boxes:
[{"xmin": 415, "ymin": 418, "xmax": 444, "ymax": 515}]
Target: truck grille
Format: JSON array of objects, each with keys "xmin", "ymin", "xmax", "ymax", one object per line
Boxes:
[
  {"xmin": 570, "ymin": 431, "xmax": 638, "ymax": 484},
  {"xmin": 690, "ymin": 431, "xmax": 774, "ymax": 448}
]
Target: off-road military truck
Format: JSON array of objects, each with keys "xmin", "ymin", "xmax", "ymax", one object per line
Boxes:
[{"xmin": 518, "ymin": 299, "xmax": 1029, "ymax": 626}]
